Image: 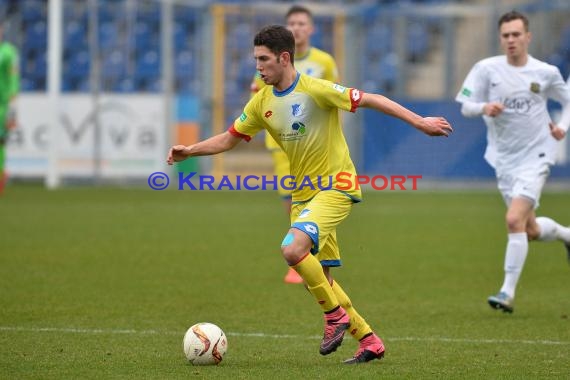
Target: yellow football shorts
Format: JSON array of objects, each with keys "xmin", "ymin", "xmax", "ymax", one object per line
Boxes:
[{"xmin": 290, "ymin": 190, "xmax": 354, "ymax": 267}]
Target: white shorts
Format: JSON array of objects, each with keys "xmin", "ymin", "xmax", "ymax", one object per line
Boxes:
[{"xmin": 496, "ymin": 164, "xmax": 550, "ymax": 209}]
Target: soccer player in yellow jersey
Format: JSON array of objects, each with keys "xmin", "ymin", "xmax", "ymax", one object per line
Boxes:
[
  {"xmin": 250, "ymin": 5, "xmax": 339, "ymax": 284},
  {"xmin": 168, "ymin": 25, "xmax": 453, "ymax": 363}
]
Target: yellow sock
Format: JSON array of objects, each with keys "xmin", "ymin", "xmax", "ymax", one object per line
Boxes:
[
  {"xmin": 293, "ymin": 254, "xmax": 339, "ymax": 312},
  {"xmin": 332, "ymin": 280, "xmax": 373, "ymax": 341}
]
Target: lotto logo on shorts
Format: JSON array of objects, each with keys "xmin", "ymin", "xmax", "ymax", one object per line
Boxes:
[{"xmin": 303, "ymin": 224, "xmax": 318, "ymax": 234}]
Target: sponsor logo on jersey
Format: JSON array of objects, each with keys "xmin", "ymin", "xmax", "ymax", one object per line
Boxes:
[
  {"xmin": 292, "ymin": 122, "xmax": 306, "ymax": 134},
  {"xmin": 350, "ymin": 88, "xmax": 361, "ymax": 102},
  {"xmin": 333, "ymin": 84, "xmax": 346, "ymax": 93},
  {"xmin": 461, "ymin": 87, "xmax": 472, "ymax": 97},
  {"xmin": 264, "ymin": 110, "xmax": 273, "ymax": 118},
  {"xmin": 279, "ymin": 122, "xmax": 307, "ymax": 141},
  {"xmin": 530, "ymin": 82, "xmax": 540, "ymax": 93},
  {"xmin": 503, "ymin": 97, "xmax": 532, "ymax": 114},
  {"xmin": 239, "ymin": 113, "xmax": 247, "ymax": 122}
]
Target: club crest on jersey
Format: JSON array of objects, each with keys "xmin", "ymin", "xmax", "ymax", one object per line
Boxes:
[
  {"xmin": 264, "ymin": 110, "xmax": 273, "ymax": 118},
  {"xmin": 291, "ymin": 104, "xmax": 304, "ymax": 117},
  {"xmin": 530, "ymin": 82, "xmax": 540, "ymax": 94}
]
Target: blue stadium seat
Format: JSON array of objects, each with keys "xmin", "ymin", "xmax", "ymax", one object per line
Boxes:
[
  {"xmin": 147, "ymin": 77, "xmax": 162, "ymax": 92},
  {"xmin": 67, "ymin": 50, "xmax": 90, "ymax": 77},
  {"xmin": 113, "ymin": 78, "xmax": 136, "ymax": 93},
  {"xmin": 136, "ymin": 49, "xmax": 160, "ymax": 76},
  {"xmin": 25, "ymin": 21, "xmax": 47, "ymax": 49},
  {"xmin": 233, "ymin": 23, "xmax": 253, "ymax": 50},
  {"xmin": 174, "ymin": 7, "xmax": 197, "ymax": 27},
  {"xmin": 174, "ymin": 21, "xmax": 191, "ymax": 50},
  {"xmin": 64, "ymin": 3, "xmax": 88, "ymax": 23},
  {"xmin": 98, "ymin": 21, "xmax": 119, "ymax": 50},
  {"xmin": 62, "ymin": 77, "xmax": 77, "ymax": 92},
  {"xmin": 367, "ymin": 22, "xmax": 393, "ymax": 58},
  {"xmin": 102, "ymin": 49, "xmax": 127, "ymax": 78},
  {"xmin": 33, "ymin": 51, "xmax": 47, "ymax": 78},
  {"xmin": 75, "ymin": 77, "xmax": 90, "ymax": 92},
  {"xmin": 64, "ymin": 20, "xmax": 86, "ymax": 46},
  {"xmin": 559, "ymin": 25, "xmax": 570, "ymax": 52},
  {"xmin": 377, "ymin": 53, "xmax": 398, "ymax": 92},
  {"xmin": 133, "ymin": 20, "xmax": 158, "ymax": 50},
  {"xmin": 547, "ymin": 52, "xmax": 569, "ymax": 79},
  {"xmin": 19, "ymin": 77, "xmax": 36, "ymax": 92},
  {"xmin": 97, "ymin": 2, "xmax": 115, "ymax": 23},
  {"xmin": 21, "ymin": 0, "xmax": 45, "ymax": 22},
  {"xmin": 175, "ymin": 50, "xmax": 194, "ymax": 78},
  {"xmin": 237, "ymin": 56, "xmax": 253, "ymax": 83},
  {"xmin": 407, "ymin": 21, "xmax": 429, "ymax": 62}
]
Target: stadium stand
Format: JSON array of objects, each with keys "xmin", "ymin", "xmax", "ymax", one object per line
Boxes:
[{"xmin": 2, "ymin": 0, "xmax": 568, "ymax": 98}]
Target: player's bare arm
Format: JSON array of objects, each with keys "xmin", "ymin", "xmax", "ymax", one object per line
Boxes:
[
  {"xmin": 167, "ymin": 132, "xmax": 242, "ymax": 165},
  {"xmin": 359, "ymin": 92, "xmax": 453, "ymax": 137}
]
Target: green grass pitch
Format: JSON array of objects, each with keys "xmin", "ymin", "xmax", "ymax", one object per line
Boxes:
[{"xmin": 1, "ymin": 185, "xmax": 569, "ymax": 379}]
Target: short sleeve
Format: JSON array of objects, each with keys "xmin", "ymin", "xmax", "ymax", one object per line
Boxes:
[
  {"xmin": 231, "ymin": 94, "xmax": 265, "ymax": 140},
  {"xmin": 310, "ymin": 79, "xmax": 362, "ymax": 113},
  {"xmin": 544, "ymin": 66, "xmax": 570, "ymax": 106},
  {"xmin": 456, "ymin": 61, "xmax": 488, "ymax": 103}
]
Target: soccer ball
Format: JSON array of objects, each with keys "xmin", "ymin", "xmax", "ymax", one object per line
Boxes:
[{"xmin": 183, "ymin": 322, "xmax": 228, "ymax": 365}]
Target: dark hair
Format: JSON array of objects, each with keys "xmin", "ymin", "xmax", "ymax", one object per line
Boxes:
[
  {"xmin": 286, "ymin": 5, "xmax": 313, "ymax": 21},
  {"xmin": 498, "ymin": 11, "xmax": 529, "ymax": 31},
  {"xmin": 254, "ymin": 25, "xmax": 295, "ymax": 62}
]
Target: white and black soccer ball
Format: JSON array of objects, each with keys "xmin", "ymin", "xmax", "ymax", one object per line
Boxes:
[{"xmin": 183, "ymin": 322, "xmax": 228, "ymax": 365}]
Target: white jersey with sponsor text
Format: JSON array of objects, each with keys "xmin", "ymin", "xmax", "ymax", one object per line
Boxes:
[{"xmin": 456, "ymin": 55, "xmax": 570, "ymax": 174}]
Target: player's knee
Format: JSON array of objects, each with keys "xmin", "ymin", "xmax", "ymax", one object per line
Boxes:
[
  {"xmin": 280, "ymin": 244, "xmax": 305, "ymax": 265},
  {"xmin": 280, "ymin": 233, "xmax": 300, "ymax": 263},
  {"xmin": 505, "ymin": 212, "xmax": 525, "ymax": 232}
]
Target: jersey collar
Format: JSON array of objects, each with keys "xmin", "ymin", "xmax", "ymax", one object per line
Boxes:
[
  {"xmin": 295, "ymin": 47, "xmax": 311, "ymax": 62},
  {"xmin": 273, "ymin": 71, "xmax": 301, "ymax": 97}
]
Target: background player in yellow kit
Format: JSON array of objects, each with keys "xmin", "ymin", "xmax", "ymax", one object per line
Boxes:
[{"xmin": 168, "ymin": 25, "xmax": 452, "ymax": 364}]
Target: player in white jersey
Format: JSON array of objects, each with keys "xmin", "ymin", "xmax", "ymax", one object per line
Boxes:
[{"xmin": 456, "ymin": 11, "xmax": 570, "ymax": 313}]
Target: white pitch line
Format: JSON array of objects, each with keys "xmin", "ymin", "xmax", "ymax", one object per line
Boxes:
[{"xmin": 1, "ymin": 326, "xmax": 569, "ymax": 346}]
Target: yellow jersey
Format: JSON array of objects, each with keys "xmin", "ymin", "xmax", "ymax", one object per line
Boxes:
[{"xmin": 231, "ymin": 73, "xmax": 362, "ymax": 203}]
